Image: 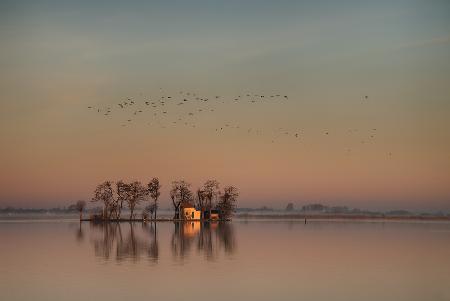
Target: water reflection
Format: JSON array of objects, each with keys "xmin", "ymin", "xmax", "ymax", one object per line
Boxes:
[
  {"xmin": 75, "ymin": 222, "xmax": 84, "ymax": 243},
  {"xmin": 88, "ymin": 222, "xmax": 159, "ymax": 262},
  {"xmin": 145, "ymin": 223, "xmax": 159, "ymax": 261},
  {"xmin": 172, "ymin": 221, "xmax": 235, "ymax": 261},
  {"xmin": 3, "ymin": 220, "xmax": 450, "ymax": 301},
  {"xmin": 84, "ymin": 221, "xmax": 235, "ymax": 262}
]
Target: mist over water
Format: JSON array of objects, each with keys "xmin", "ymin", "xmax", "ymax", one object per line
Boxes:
[{"xmin": 1, "ymin": 218, "xmax": 449, "ymax": 301}]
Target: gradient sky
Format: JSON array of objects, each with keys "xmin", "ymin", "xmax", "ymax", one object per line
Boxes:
[{"xmin": 1, "ymin": 0, "xmax": 449, "ymax": 211}]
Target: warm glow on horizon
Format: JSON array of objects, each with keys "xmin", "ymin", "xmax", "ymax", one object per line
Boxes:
[{"xmin": 1, "ymin": 0, "xmax": 449, "ymax": 211}]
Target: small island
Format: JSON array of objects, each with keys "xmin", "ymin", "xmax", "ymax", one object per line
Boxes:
[{"xmin": 78, "ymin": 178, "xmax": 238, "ymax": 222}]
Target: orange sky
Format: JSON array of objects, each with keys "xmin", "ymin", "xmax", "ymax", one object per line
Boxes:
[{"xmin": 1, "ymin": 0, "xmax": 449, "ymax": 210}]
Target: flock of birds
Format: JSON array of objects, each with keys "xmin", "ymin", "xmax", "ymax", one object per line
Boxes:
[
  {"xmin": 88, "ymin": 90, "xmax": 292, "ymax": 133},
  {"xmin": 87, "ymin": 90, "xmax": 388, "ymax": 155}
]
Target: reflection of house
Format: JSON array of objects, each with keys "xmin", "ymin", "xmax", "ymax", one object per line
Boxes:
[{"xmin": 183, "ymin": 221, "xmax": 201, "ymax": 237}]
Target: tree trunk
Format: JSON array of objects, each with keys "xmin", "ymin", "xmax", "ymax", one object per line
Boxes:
[
  {"xmin": 173, "ymin": 204, "xmax": 180, "ymax": 220},
  {"xmin": 118, "ymin": 202, "xmax": 123, "ymax": 219},
  {"xmin": 109, "ymin": 208, "xmax": 115, "ymax": 220},
  {"xmin": 209, "ymin": 199, "xmax": 212, "ymax": 221},
  {"xmin": 79, "ymin": 211, "xmax": 82, "ymax": 220}
]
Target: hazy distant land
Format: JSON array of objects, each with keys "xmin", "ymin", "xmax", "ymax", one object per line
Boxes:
[
  {"xmin": 2, "ymin": 203, "xmax": 449, "ymax": 221},
  {"xmin": 235, "ymin": 204, "xmax": 450, "ymax": 220}
]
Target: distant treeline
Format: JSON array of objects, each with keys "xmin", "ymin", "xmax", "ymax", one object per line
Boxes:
[
  {"xmin": 0, "ymin": 206, "xmax": 104, "ymax": 214},
  {"xmin": 237, "ymin": 206, "xmax": 275, "ymax": 212},
  {"xmin": 239, "ymin": 203, "xmax": 450, "ymax": 216},
  {"xmin": 2, "ymin": 203, "xmax": 448, "ymax": 217},
  {"xmin": 291, "ymin": 203, "xmax": 449, "ymax": 216}
]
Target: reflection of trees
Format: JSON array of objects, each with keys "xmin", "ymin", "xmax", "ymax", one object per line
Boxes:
[
  {"xmin": 116, "ymin": 223, "xmax": 146, "ymax": 262},
  {"xmin": 92, "ymin": 222, "xmax": 119, "ymax": 260},
  {"xmin": 89, "ymin": 222, "xmax": 159, "ymax": 262},
  {"xmin": 171, "ymin": 222, "xmax": 195, "ymax": 258},
  {"xmin": 85, "ymin": 221, "xmax": 235, "ymax": 262},
  {"xmin": 216, "ymin": 222, "xmax": 235, "ymax": 254},
  {"xmin": 171, "ymin": 221, "xmax": 235, "ymax": 261},
  {"xmin": 197, "ymin": 222, "xmax": 213, "ymax": 259},
  {"xmin": 75, "ymin": 222, "xmax": 84, "ymax": 243},
  {"xmin": 143, "ymin": 222, "xmax": 159, "ymax": 262}
]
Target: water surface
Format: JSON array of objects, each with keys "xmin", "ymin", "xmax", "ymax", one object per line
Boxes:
[{"xmin": 1, "ymin": 218, "xmax": 449, "ymax": 301}]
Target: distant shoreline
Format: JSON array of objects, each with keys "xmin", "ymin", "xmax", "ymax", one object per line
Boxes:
[
  {"xmin": 1, "ymin": 210, "xmax": 449, "ymax": 222},
  {"xmin": 236, "ymin": 213, "xmax": 450, "ymax": 221}
]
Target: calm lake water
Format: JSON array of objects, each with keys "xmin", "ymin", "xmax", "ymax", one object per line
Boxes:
[{"xmin": 1, "ymin": 217, "xmax": 449, "ymax": 301}]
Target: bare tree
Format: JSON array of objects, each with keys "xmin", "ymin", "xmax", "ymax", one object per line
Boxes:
[
  {"xmin": 147, "ymin": 178, "xmax": 161, "ymax": 220},
  {"xmin": 116, "ymin": 181, "xmax": 130, "ymax": 219},
  {"xmin": 92, "ymin": 181, "xmax": 115, "ymax": 219},
  {"xmin": 126, "ymin": 181, "xmax": 147, "ymax": 219},
  {"xmin": 285, "ymin": 203, "xmax": 294, "ymax": 211},
  {"xmin": 195, "ymin": 189, "xmax": 206, "ymax": 219},
  {"xmin": 144, "ymin": 203, "xmax": 157, "ymax": 220},
  {"xmin": 170, "ymin": 190, "xmax": 180, "ymax": 219},
  {"xmin": 170, "ymin": 180, "xmax": 193, "ymax": 219},
  {"xmin": 75, "ymin": 200, "xmax": 86, "ymax": 220},
  {"xmin": 108, "ymin": 200, "xmax": 118, "ymax": 220},
  {"xmin": 203, "ymin": 180, "xmax": 220, "ymax": 220},
  {"xmin": 217, "ymin": 186, "xmax": 239, "ymax": 219}
]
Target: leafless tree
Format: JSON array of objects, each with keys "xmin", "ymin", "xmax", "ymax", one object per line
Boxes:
[
  {"xmin": 126, "ymin": 181, "xmax": 147, "ymax": 219},
  {"xmin": 170, "ymin": 190, "xmax": 180, "ymax": 219},
  {"xmin": 108, "ymin": 200, "xmax": 119, "ymax": 220},
  {"xmin": 147, "ymin": 178, "xmax": 161, "ymax": 220},
  {"xmin": 75, "ymin": 200, "xmax": 86, "ymax": 220},
  {"xmin": 144, "ymin": 203, "xmax": 158, "ymax": 220},
  {"xmin": 195, "ymin": 189, "xmax": 206, "ymax": 219},
  {"xmin": 203, "ymin": 179, "xmax": 220, "ymax": 219},
  {"xmin": 116, "ymin": 181, "xmax": 130, "ymax": 219},
  {"xmin": 170, "ymin": 180, "xmax": 193, "ymax": 219},
  {"xmin": 285, "ymin": 203, "xmax": 294, "ymax": 211},
  {"xmin": 217, "ymin": 186, "xmax": 239, "ymax": 219},
  {"xmin": 92, "ymin": 181, "xmax": 115, "ymax": 219}
]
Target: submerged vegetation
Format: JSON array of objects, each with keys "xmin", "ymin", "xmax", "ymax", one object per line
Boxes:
[{"xmin": 88, "ymin": 178, "xmax": 238, "ymax": 221}]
